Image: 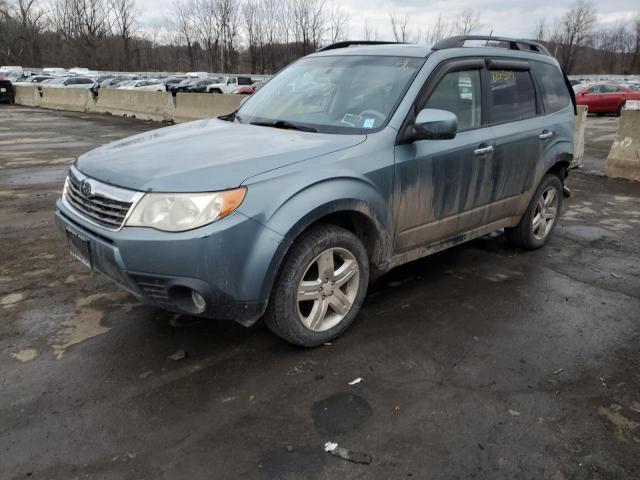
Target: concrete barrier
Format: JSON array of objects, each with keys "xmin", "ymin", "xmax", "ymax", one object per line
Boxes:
[
  {"xmin": 174, "ymin": 93, "xmax": 244, "ymax": 123},
  {"xmin": 13, "ymin": 85, "xmax": 40, "ymax": 107},
  {"xmin": 605, "ymin": 110, "xmax": 640, "ymax": 182},
  {"xmin": 91, "ymin": 89, "xmax": 174, "ymax": 122},
  {"xmin": 40, "ymin": 87, "xmax": 93, "ymax": 112},
  {"xmin": 572, "ymin": 105, "xmax": 588, "ymax": 168}
]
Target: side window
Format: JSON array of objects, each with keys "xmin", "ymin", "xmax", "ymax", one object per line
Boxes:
[
  {"xmin": 532, "ymin": 62, "xmax": 571, "ymax": 113},
  {"xmin": 424, "ymin": 69, "xmax": 482, "ymax": 132},
  {"xmin": 238, "ymin": 77, "xmax": 252, "ymax": 86},
  {"xmin": 489, "ymin": 69, "xmax": 537, "ymax": 124},
  {"xmin": 604, "ymin": 85, "xmax": 622, "ymax": 93},
  {"xmin": 587, "ymin": 85, "xmax": 603, "ymax": 94}
]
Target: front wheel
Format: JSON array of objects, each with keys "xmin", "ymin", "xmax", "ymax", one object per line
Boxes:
[
  {"xmin": 264, "ymin": 225, "xmax": 369, "ymax": 347},
  {"xmin": 505, "ymin": 174, "xmax": 563, "ymax": 249}
]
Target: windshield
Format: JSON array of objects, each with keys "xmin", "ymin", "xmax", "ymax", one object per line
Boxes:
[{"xmin": 237, "ymin": 55, "xmax": 424, "ymax": 134}]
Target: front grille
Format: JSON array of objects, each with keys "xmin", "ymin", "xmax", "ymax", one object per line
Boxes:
[
  {"xmin": 64, "ymin": 172, "xmax": 133, "ymax": 229},
  {"xmin": 131, "ymin": 275, "xmax": 171, "ymax": 304}
]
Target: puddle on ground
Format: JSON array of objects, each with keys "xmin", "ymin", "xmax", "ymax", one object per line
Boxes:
[
  {"xmin": 49, "ymin": 292, "xmax": 124, "ymax": 359},
  {"xmin": 51, "ymin": 308, "xmax": 107, "ymax": 359},
  {"xmin": 599, "ymin": 405, "xmax": 640, "ymax": 443},
  {"xmin": 312, "ymin": 392, "xmax": 372, "ymax": 436},
  {"xmin": 259, "ymin": 445, "xmax": 327, "ymax": 479}
]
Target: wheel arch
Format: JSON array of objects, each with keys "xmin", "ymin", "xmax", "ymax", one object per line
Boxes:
[{"xmin": 246, "ymin": 194, "xmax": 391, "ymax": 308}]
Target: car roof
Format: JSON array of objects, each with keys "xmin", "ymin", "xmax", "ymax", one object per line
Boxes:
[
  {"xmin": 311, "ymin": 43, "xmax": 431, "ymax": 58},
  {"xmin": 309, "ymin": 37, "xmax": 558, "ymax": 65}
]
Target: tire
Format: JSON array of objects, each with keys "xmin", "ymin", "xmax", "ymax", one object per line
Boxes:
[
  {"xmin": 505, "ymin": 174, "xmax": 563, "ymax": 250},
  {"xmin": 618, "ymin": 102, "xmax": 626, "ymax": 116},
  {"xmin": 264, "ymin": 224, "xmax": 370, "ymax": 347}
]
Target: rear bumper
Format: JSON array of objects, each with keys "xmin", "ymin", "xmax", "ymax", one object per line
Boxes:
[{"xmin": 55, "ymin": 199, "xmax": 284, "ymax": 325}]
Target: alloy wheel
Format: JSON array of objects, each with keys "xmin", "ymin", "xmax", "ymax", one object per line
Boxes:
[
  {"xmin": 296, "ymin": 247, "xmax": 360, "ymax": 332},
  {"xmin": 532, "ymin": 186, "xmax": 559, "ymax": 240}
]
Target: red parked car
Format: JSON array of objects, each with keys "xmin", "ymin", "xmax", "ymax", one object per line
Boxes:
[
  {"xmin": 232, "ymin": 81, "xmax": 263, "ymax": 95},
  {"xmin": 575, "ymin": 83, "xmax": 640, "ymax": 115}
]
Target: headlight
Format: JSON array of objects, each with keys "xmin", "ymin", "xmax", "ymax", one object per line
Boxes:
[{"xmin": 125, "ymin": 188, "xmax": 246, "ymax": 232}]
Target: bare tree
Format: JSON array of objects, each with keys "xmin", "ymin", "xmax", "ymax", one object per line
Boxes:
[
  {"xmin": 389, "ymin": 13, "xmax": 418, "ymax": 43},
  {"xmin": 631, "ymin": 13, "xmax": 640, "ymax": 73},
  {"xmin": 556, "ymin": 0, "xmax": 597, "ymax": 73},
  {"xmin": 455, "ymin": 8, "xmax": 480, "ymax": 35},
  {"xmin": 289, "ymin": 0, "xmax": 325, "ymax": 55},
  {"xmin": 110, "ymin": 0, "xmax": 137, "ymax": 70},
  {"xmin": 362, "ymin": 19, "xmax": 379, "ymax": 41},
  {"xmin": 327, "ymin": 3, "xmax": 348, "ymax": 44},
  {"xmin": 6, "ymin": 0, "xmax": 47, "ymax": 65},
  {"xmin": 194, "ymin": 0, "xmax": 220, "ymax": 71},
  {"xmin": 216, "ymin": 0, "xmax": 240, "ymax": 71},
  {"xmin": 170, "ymin": 0, "xmax": 198, "ymax": 69},
  {"xmin": 534, "ymin": 18, "xmax": 547, "ymax": 42},
  {"xmin": 427, "ymin": 13, "xmax": 452, "ymax": 44},
  {"xmin": 243, "ymin": 0, "xmax": 261, "ymax": 72},
  {"xmin": 50, "ymin": 0, "xmax": 114, "ymax": 66}
]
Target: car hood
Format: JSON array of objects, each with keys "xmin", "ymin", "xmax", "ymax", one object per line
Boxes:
[{"xmin": 75, "ymin": 119, "xmax": 366, "ymax": 192}]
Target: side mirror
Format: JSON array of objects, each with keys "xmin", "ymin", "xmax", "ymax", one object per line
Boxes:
[{"xmin": 413, "ymin": 108, "xmax": 458, "ymax": 140}]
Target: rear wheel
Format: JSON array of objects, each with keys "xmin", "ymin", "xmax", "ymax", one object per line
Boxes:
[
  {"xmin": 505, "ymin": 174, "xmax": 563, "ymax": 249},
  {"xmin": 264, "ymin": 225, "xmax": 369, "ymax": 347},
  {"xmin": 618, "ymin": 102, "xmax": 626, "ymax": 116}
]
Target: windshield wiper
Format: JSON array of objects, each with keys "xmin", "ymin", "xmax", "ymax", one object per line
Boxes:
[{"xmin": 250, "ymin": 120, "xmax": 318, "ymax": 133}]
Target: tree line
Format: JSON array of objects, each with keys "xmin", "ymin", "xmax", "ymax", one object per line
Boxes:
[{"xmin": 0, "ymin": 0, "xmax": 639, "ymax": 75}]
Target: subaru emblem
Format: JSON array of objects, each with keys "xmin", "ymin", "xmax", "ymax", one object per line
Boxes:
[{"xmin": 80, "ymin": 180, "xmax": 92, "ymax": 196}]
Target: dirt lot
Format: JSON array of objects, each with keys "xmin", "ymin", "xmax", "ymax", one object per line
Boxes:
[{"xmin": 1, "ymin": 106, "xmax": 640, "ymax": 480}]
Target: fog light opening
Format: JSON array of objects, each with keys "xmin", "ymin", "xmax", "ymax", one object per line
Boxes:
[
  {"xmin": 170, "ymin": 286, "xmax": 208, "ymax": 315},
  {"xmin": 191, "ymin": 290, "xmax": 207, "ymax": 314}
]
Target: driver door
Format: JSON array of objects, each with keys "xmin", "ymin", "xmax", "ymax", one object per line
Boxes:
[{"xmin": 393, "ymin": 63, "xmax": 496, "ymax": 252}]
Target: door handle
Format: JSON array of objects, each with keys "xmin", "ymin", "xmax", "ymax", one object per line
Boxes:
[
  {"xmin": 539, "ymin": 130, "xmax": 554, "ymax": 140},
  {"xmin": 474, "ymin": 145, "xmax": 494, "ymax": 156}
]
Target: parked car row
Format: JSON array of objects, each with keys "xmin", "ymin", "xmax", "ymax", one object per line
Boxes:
[
  {"xmin": 167, "ymin": 76, "xmax": 261, "ymax": 96},
  {"xmin": 3, "ymin": 65, "xmax": 269, "ymax": 99}
]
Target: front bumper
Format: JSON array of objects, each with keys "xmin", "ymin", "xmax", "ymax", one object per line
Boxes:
[{"xmin": 55, "ymin": 199, "xmax": 284, "ymax": 325}]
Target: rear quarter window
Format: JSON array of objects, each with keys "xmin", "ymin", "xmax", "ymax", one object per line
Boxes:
[{"xmin": 532, "ymin": 62, "xmax": 572, "ymax": 113}]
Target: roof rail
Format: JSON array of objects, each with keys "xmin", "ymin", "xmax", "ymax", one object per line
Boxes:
[
  {"xmin": 432, "ymin": 35, "xmax": 551, "ymax": 56},
  {"xmin": 317, "ymin": 41, "xmax": 405, "ymax": 52}
]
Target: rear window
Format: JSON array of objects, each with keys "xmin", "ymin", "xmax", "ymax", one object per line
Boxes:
[
  {"xmin": 532, "ymin": 62, "xmax": 572, "ymax": 113},
  {"xmin": 489, "ymin": 69, "xmax": 537, "ymax": 124}
]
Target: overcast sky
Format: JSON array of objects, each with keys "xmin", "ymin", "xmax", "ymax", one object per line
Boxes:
[{"xmin": 138, "ymin": 0, "xmax": 639, "ymax": 42}]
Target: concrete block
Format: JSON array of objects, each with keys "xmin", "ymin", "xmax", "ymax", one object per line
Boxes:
[
  {"xmin": 174, "ymin": 93, "xmax": 244, "ymax": 123},
  {"xmin": 13, "ymin": 85, "xmax": 40, "ymax": 107},
  {"xmin": 572, "ymin": 105, "xmax": 588, "ymax": 168},
  {"xmin": 40, "ymin": 87, "xmax": 93, "ymax": 112},
  {"xmin": 605, "ymin": 110, "xmax": 640, "ymax": 182},
  {"xmin": 91, "ymin": 89, "xmax": 174, "ymax": 122}
]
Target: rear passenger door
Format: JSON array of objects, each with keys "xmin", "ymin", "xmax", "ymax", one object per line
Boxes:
[
  {"xmin": 531, "ymin": 60, "xmax": 574, "ymax": 173},
  {"xmin": 485, "ymin": 60, "xmax": 542, "ymax": 215}
]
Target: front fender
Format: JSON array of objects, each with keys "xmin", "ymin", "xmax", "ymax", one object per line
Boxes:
[{"xmin": 238, "ymin": 176, "xmax": 393, "ymax": 303}]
